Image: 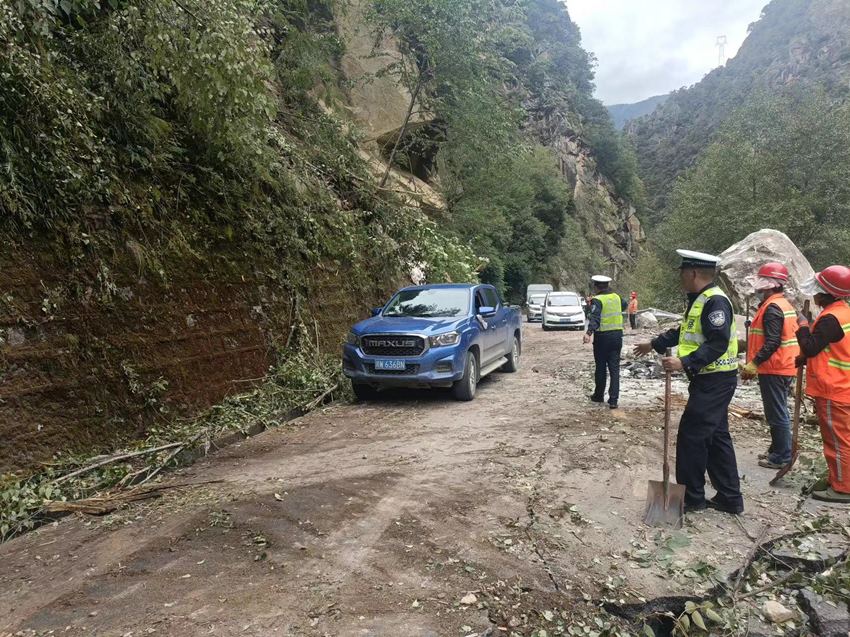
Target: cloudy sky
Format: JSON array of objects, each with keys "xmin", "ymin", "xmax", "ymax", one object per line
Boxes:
[{"xmin": 566, "ymin": 0, "xmax": 769, "ymax": 105}]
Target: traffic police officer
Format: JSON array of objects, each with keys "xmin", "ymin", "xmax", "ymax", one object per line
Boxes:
[
  {"xmin": 583, "ymin": 275, "xmax": 626, "ymax": 409},
  {"xmin": 635, "ymin": 250, "xmax": 744, "ymax": 514}
]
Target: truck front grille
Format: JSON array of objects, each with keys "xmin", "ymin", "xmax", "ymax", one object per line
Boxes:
[{"xmin": 361, "ymin": 335, "xmax": 426, "ymax": 357}]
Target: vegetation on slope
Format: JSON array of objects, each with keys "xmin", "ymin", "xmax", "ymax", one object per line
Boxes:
[
  {"xmin": 368, "ymin": 0, "xmax": 644, "ymax": 300},
  {"xmin": 630, "ymin": 0, "xmax": 850, "ymax": 225}
]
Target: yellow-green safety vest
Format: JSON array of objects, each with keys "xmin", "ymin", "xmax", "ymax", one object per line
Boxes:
[
  {"xmin": 678, "ymin": 286, "xmax": 738, "ymax": 374},
  {"xmin": 597, "ymin": 293, "xmax": 624, "ymax": 332}
]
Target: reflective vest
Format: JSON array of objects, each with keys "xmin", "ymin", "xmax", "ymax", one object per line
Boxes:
[
  {"xmin": 678, "ymin": 286, "xmax": 738, "ymax": 374},
  {"xmin": 747, "ymin": 294, "xmax": 800, "ymax": 377},
  {"xmin": 806, "ymin": 301, "xmax": 850, "ymax": 402},
  {"xmin": 597, "ymin": 293, "xmax": 624, "ymax": 332}
]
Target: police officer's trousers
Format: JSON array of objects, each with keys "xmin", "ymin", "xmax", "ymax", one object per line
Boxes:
[
  {"xmin": 592, "ymin": 331, "xmax": 622, "ymax": 406},
  {"xmin": 676, "ymin": 372, "xmax": 744, "ymax": 511}
]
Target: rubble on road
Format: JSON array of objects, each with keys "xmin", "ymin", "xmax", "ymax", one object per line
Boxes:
[
  {"xmin": 719, "ymin": 229, "xmax": 815, "ymax": 309},
  {"xmin": 620, "ymin": 360, "xmax": 661, "ymax": 379},
  {"xmin": 798, "ymin": 588, "xmax": 850, "ymax": 637}
]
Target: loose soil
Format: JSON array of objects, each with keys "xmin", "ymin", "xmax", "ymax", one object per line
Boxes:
[{"xmin": 1, "ymin": 327, "xmax": 846, "ymax": 636}]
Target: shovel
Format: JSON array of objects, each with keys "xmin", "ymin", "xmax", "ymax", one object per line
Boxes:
[
  {"xmin": 643, "ymin": 349, "xmax": 686, "ymax": 528},
  {"xmin": 770, "ymin": 301, "xmax": 811, "ymax": 486}
]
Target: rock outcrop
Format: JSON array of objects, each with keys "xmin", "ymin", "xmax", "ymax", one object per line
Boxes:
[
  {"xmin": 718, "ymin": 229, "xmax": 814, "ymax": 310},
  {"xmin": 336, "ymin": 4, "xmax": 644, "ymax": 276},
  {"xmin": 534, "ymin": 111, "xmax": 645, "ymax": 273}
]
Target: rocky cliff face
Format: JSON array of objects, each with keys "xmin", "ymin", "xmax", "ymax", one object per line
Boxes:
[
  {"xmin": 533, "ymin": 112, "xmax": 644, "ymax": 274},
  {"xmin": 336, "ymin": 0, "xmax": 643, "ymax": 274}
]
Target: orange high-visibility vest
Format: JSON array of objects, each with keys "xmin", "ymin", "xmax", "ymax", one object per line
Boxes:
[
  {"xmin": 807, "ymin": 301, "xmax": 850, "ymax": 402},
  {"xmin": 747, "ymin": 294, "xmax": 800, "ymax": 376}
]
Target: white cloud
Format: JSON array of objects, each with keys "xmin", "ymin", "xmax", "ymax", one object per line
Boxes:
[{"xmin": 565, "ymin": 0, "xmax": 768, "ymax": 104}]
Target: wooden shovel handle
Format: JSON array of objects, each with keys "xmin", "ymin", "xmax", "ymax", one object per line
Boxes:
[
  {"xmin": 663, "ymin": 348, "xmax": 673, "ymax": 490},
  {"xmin": 790, "ymin": 301, "xmax": 811, "ymax": 455}
]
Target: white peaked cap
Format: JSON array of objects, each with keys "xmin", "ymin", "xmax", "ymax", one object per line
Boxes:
[
  {"xmin": 676, "ymin": 249, "xmax": 721, "ymax": 268},
  {"xmin": 591, "ymin": 275, "xmax": 613, "ymax": 283}
]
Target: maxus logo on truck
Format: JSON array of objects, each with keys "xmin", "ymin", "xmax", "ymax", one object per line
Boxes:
[{"xmin": 343, "ymin": 284, "xmax": 523, "ymax": 401}]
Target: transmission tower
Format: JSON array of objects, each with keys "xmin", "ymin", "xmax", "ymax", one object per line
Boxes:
[{"xmin": 716, "ymin": 35, "xmax": 728, "ymax": 66}]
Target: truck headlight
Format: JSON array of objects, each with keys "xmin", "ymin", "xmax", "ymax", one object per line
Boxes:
[
  {"xmin": 429, "ymin": 331, "xmax": 460, "ymax": 347},
  {"xmin": 345, "ymin": 331, "xmax": 359, "ymax": 346}
]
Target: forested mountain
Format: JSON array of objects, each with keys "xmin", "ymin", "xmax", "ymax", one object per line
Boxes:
[
  {"xmin": 607, "ymin": 94, "xmax": 669, "ymax": 130},
  {"xmin": 0, "ymin": 0, "xmax": 642, "ymax": 468},
  {"xmin": 629, "ymin": 0, "xmax": 850, "ymax": 223}
]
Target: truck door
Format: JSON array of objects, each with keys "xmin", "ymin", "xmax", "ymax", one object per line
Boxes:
[
  {"xmin": 482, "ymin": 287, "xmax": 509, "ymax": 362},
  {"xmin": 474, "ymin": 288, "xmax": 498, "ymax": 364}
]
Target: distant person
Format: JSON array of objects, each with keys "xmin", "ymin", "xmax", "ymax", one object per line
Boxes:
[
  {"xmin": 628, "ymin": 292, "xmax": 638, "ymax": 330},
  {"xmin": 795, "ymin": 265, "xmax": 850, "ymax": 504},
  {"xmin": 739, "ymin": 263, "xmax": 800, "ymax": 470},
  {"xmin": 583, "ymin": 275, "xmax": 626, "ymax": 409},
  {"xmin": 634, "ymin": 250, "xmax": 743, "ymax": 515}
]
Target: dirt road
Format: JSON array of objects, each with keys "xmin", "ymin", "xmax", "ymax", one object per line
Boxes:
[{"xmin": 0, "ymin": 327, "xmax": 842, "ymax": 636}]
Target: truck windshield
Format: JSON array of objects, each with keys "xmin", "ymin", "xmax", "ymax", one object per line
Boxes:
[
  {"xmin": 383, "ymin": 289, "xmax": 470, "ymax": 318},
  {"xmin": 529, "ymin": 295, "xmax": 547, "ymax": 305},
  {"xmin": 548, "ymin": 296, "xmax": 579, "ymax": 307}
]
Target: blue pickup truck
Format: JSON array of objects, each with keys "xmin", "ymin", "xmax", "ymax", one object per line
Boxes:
[{"xmin": 343, "ymin": 283, "xmax": 522, "ymax": 401}]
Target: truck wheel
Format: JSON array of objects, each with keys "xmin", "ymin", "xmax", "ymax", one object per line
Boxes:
[
  {"xmin": 501, "ymin": 336, "xmax": 520, "ymax": 373},
  {"xmin": 452, "ymin": 351, "xmax": 478, "ymax": 401},
  {"xmin": 352, "ymin": 382, "xmax": 378, "ymax": 402}
]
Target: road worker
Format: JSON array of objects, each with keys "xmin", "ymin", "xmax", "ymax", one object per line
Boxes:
[
  {"xmin": 740, "ymin": 263, "xmax": 800, "ymax": 470},
  {"xmin": 628, "ymin": 292, "xmax": 639, "ymax": 330},
  {"xmin": 583, "ymin": 275, "xmax": 627, "ymax": 409},
  {"xmin": 635, "ymin": 250, "xmax": 744, "ymax": 514},
  {"xmin": 795, "ymin": 265, "xmax": 850, "ymax": 504}
]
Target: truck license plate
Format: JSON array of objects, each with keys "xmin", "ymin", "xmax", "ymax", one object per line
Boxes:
[{"xmin": 375, "ymin": 359, "xmax": 406, "ymax": 371}]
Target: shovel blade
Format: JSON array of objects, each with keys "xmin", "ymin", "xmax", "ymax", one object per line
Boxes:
[{"xmin": 643, "ymin": 480, "xmax": 686, "ymax": 528}]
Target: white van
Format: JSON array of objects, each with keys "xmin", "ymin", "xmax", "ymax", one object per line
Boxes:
[{"xmin": 526, "ymin": 284, "xmax": 553, "ymax": 304}]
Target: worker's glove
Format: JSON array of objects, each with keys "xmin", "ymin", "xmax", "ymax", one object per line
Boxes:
[{"xmin": 739, "ymin": 360, "xmax": 758, "ymax": 380}]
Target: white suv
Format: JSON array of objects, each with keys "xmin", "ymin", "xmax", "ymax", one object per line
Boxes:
[{"xmin": 542, "ymin": 292, "xmax": 586, "ymax": 331}]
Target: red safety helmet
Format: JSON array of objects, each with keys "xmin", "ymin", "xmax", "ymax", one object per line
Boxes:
[
  {"xmin": 816, "ymin": 265, "xmax": 850, "ymax": 298},
  {"xmin": 757, "ymin": 262, "xmax": 789, "ymax": 282}
]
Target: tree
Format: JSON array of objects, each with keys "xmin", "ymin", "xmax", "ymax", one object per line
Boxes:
[{"xmin": 660, "ymin": 91, "xmax": 850, "ymax": 268}]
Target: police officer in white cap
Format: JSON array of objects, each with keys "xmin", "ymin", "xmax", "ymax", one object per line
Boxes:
[
  {"xmin": 634, "ymin": 250, "xmax": 744, "ymax": 514},
  {"xmin": 583, "ymin": 275, "xmax": 627, "ymax": 409}
]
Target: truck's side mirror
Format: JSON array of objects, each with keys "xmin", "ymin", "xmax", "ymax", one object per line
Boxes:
[
  {"xmin": 478, "ymin": 306, "xmax": 496, "ymax": 318},
  {"xmin": 371, "ymin": 307, "xmax": 383, "ymax": 317}
]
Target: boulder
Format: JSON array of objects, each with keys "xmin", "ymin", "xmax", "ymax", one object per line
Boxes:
[
  {"xmin": 762, "ymin": 600, "xmax": 796, "ymax": 624},
  {"xmin": 635, "ymin": 311, "xmax": 659, "ymax": 329},
  {"xmin": 718, "ymin": 229, "xmax": 814, "ymax": 311}
]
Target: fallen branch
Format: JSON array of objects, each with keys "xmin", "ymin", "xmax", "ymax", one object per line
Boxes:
[
  {"xmin": 738, "ymin": 569, "xmax": 800, "ymax": 600},
  {"xmin": 732, "ymin": 526, "xmax": 768, "ymax": 600},
  {"xmin": 303, "ymin": 383, "xmax": 339, "ymax": 412},
  {"xmin": 52, "ymin": 443, "xmax": 184, "ymax": 485},
  {"xmin": 43, "ymin": 480, "xmax": 225, "ymax": 516}
]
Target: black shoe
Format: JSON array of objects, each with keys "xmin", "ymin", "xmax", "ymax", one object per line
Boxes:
[
  {"xmin": 706, "ymin": 497, "xmax": 744, "ymax": 515},
  {"xmin": 684, "ymin": 501, "xmax": 707, "ymax": 514},
  {"xmin": 589, "ymin": 395, "xmax": 603, "ymax": 403},
  {"xmin": 609, "ymin": 403, "xmax": 618, "ymax": 410}
]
